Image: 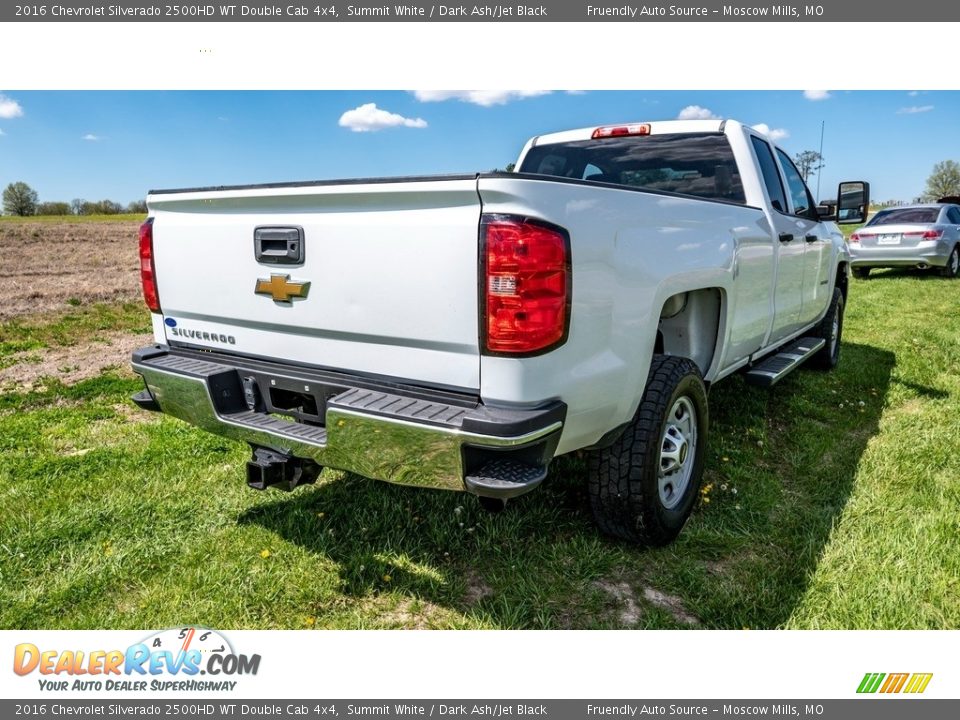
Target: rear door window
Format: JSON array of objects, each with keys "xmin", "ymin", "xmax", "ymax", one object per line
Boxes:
[
  {"xmin": 519, "ymin": 132, "xmax": 746, "ymax": 204},
  {"xmin": 946, "ymin": 207, "xmax": 960, "ymax": 224}
]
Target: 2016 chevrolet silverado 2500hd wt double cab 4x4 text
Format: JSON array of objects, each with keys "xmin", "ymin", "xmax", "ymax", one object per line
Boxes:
[{"xmin": 131, "ymin": 119, "xmax": 868, "ymax": 545}]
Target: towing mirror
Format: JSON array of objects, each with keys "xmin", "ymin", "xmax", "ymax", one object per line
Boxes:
[{"xmin": 836, "ymin": 181, "xmax": 870, "ymax": 225}]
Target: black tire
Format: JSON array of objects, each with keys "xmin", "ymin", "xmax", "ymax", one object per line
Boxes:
[
  {"xmin": 852, "ymin": 267, "xmax": 870, "ymax": 280},
  {"xmin": 587, "ymin": 355, "xmax": 708, "ymax": 546},
  {"xmin": 941, "ymin": 246, "xmax": 959, "ymax": 278},
  {"xmin": 811, "ymin": 287, "xmax": 844, "ymax": 370}
]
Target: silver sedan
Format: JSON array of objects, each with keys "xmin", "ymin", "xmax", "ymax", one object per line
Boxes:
[{"xmin": 849, "ymin": 203, "xmax": 960, "ymax": 278}]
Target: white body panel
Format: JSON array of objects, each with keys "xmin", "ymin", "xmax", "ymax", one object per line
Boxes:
[{"xmin": 145, "ymin": 119, "xmax": 849, "ymax": 457}]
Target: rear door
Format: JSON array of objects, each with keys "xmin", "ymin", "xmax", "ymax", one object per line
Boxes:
[{"xmin": 148, "ymin": 178, "xmax": 483, "ymax": 391}]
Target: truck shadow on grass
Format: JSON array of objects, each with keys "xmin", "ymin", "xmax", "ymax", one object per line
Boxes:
[{"xmin": 239, "ymin": 341, "xmax": 898, "ymax": 629}]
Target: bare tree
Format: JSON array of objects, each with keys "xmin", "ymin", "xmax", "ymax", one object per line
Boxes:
[{"xmin": 794, "ymin": 150, "xmax": 825, "ymax": 183}]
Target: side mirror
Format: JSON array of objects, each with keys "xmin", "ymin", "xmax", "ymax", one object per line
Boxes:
[
  {"xmin": 817, "ymin": 203, "xmax": 837, "ymax": 220},
  {"xmin": 836, "ymin": 181, "xmax": 870, "ymax": 225}
]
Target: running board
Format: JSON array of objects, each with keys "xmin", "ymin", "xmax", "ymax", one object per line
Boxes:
[{"xmin": 743, "ymin": 337, "xmax": 825, "ymax": 388}]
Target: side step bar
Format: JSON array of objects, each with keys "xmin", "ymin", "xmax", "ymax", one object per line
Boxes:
[{"xmin": 743, "ymin": 337, "xmax": 825, "ymax": 388}]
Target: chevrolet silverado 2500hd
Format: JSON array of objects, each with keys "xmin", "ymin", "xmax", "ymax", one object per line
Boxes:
[{"xmin": 131, "ymin": 119, "xmax": 868, "ymax": 545}]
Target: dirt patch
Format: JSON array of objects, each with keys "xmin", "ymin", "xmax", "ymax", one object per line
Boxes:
[
  {"xmin": 463, "ymin": 570, "xmax": 494, "ymax": 605},
  {"xmin": 0, "ymin": 222, "xmax": 141, "ymax": 320},
  {"xmin": 594, "ymin": 579, "xmax": 642, "ymax": 625},
  {"xmin": 0, "ymin": 330, "xmax": 152, "ymax": 392},
  {"xmin": 642, "ymin": 587, "xmax": 700, "ymax": 626}
]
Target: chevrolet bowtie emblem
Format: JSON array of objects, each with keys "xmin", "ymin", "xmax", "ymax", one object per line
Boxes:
[{"xmin": 254, "ymin": 274, "xmax": 310, "ymax": 303}]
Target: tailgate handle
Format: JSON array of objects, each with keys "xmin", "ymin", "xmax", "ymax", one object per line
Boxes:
[{"xmin": 254, "ymin": 226, "xmax": 304, "ymax": 265}]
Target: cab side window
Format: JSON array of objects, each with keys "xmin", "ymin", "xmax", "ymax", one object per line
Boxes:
[
  {"xmin": 947, "ymin": 207, "xmax": 960, "ymax": 224},
  {"xmin": 750, "ymin": 136, "xmax": 787, "ymax": 214},
  {"xmin": 775, "ymin": 148, "xmax": 818, "ymax": 220}
]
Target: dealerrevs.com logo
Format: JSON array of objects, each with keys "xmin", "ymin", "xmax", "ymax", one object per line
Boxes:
[
  {"xmin": 13, "ymin": 627, "xmax": 260, "ymax": 692},
  {"xmin": 857, "ymin": 672, "xmax": 933, "ymax": 694}
]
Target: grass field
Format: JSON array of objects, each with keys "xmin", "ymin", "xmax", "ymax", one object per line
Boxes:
[{"xmin": 1, "ymin": 221, "xmax": 958, "ymax": 629}]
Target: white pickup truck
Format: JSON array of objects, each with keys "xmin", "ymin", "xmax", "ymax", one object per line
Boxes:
[{"xmin": 131, "ymin": 119, "xmax": 867, "ymax": 545}]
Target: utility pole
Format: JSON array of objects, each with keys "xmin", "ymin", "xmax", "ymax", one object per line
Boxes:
[{"xmin": 816, "ymin": 120, "xmax": 825, "ymax": 201}]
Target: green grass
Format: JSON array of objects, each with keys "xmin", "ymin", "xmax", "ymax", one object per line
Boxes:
[
  {"xmin": 0, "ymin": 302, "xmax": 150, "ymax": 356},
  {"xmin": 0, "ymin": 214, "xmax": 144, "ymax": 224},
  {"xmin": 1, "ymin": 271, "xmax": 958, "ymax": 629}
]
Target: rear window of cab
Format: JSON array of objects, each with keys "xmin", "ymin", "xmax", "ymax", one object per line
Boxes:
[{"xmin": 518, "ymin": 132, "xmax": 746, "ymax": 205}]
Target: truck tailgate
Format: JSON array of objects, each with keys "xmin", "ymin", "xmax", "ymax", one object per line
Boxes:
[{"xmin": 147, "ymin": 178, "xmax": 482, "ymax": 390}]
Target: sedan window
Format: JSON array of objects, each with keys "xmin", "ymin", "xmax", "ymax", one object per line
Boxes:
[{"xmin": 868, "ymin": 208, "xmax": 941, "ymax": 226}]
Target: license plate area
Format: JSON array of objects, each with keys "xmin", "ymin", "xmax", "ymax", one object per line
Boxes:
[{"xmin": 877, "ymin": 233, "xmax": 901, "ymax": 245}]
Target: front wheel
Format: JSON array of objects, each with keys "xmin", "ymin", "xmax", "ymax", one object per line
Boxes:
[
  {"xmin": 587, "ymin": 355, "xmax": 709, "ymax": 546},
  {"xmin": 811, "ymin": 287, "xmax": 844, "ymax": 370},
  {"xmin": 941, "ymin": 246, "xmax": 959, "ymax": 278}
]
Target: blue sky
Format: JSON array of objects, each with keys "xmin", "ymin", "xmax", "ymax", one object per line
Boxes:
[{"xmin": 0, "ymin": 90, "xmax": 955, "ymax": 205}]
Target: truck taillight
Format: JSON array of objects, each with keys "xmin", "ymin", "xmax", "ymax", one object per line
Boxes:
[
  {"xmin": 849, "ymin": 232, "xmax": 862, "ymax": 244},
  {"xmin": 139, "ymin": 219, "xmax": 160, "ymax": 313},
  {"xmin": 482, "ymin": 215, "xmax": 570, "ymax": 355}
]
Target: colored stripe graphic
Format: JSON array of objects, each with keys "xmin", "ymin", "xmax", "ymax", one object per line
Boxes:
[
  {"xmin": 857, "ymin": 672, "xmax": 932, "ymax": 694},
  {"xmin": 904, "ymin": 673, "xmax": 933, "ymax": 694},
  {"xmin": 857, "ymin": 673, "xmax": 885, "ymax": 693}
]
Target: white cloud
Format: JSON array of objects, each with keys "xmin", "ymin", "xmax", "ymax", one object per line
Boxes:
[
  {"xmin": 897, "ymin": 105, "xmax": 934, "ymax": 114},
  {"xmin": 751, "ymin": 123, "xmax": 790, "ymax": 141},
  {"xmin": 0, "ymin": 94, "xmax": 24, "ymax": 119},
  {"xmin": 803, "ymin": 90, "xmax": 831, "ymax": 101},
  {"xmin": 0, "ymin": 128, "xmax": 5, "ymax": 136},
  {"xmin": 907, "ymin": 90, "xmax": 920, "ymax": 97},
  {"xmin": 677, "ymin": 105, "xmax": 720, "ymax": 120},
  {"xmin": 82, "ymin": 134, "xmax": 101, "ymax": 141},
  {"xmin": 338, "ymin": 103, "xmax": 427, "ymax": 133},
  {"xmin": 412, "ymin": 90, "xmax": 550, "ymax": 107}
]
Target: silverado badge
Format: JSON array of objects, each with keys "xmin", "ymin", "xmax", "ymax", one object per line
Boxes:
[{"xmin": 254, "ymin": 274, "xmax": 310, "ymax": 303}]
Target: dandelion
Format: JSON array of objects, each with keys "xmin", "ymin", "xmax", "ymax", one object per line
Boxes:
[
  {"xmin": 839, "ymin": 403, "xmax": 844, "ymax": 409},
  {"xmin": 721, "ymin": 483, "xmax": 728, "ymax": 491},
  {"xmin": 702, "ymin": 497, "xmax": 710, "ymax": 504},
  {"xmin": 858, "ymin": 400, "xmax": 865, "ymax": 407},
  {"xmin": 443, "ymin": 552, "xmax": 450, "ymax": 557},
  {"xmin": 103, "ymin": 541, "xmax": 114, "ymax": 557},
  {"xmin": 458, "ymin": 522, "xmax": 464, "ymax": 528},
  {"xmin": 722, "ymin": 456, "xmax": 730, "ymax": 462},
  {"xmin": 316, "ymin": 512, "xmax": 325, "ymax": 519},
  {"xmin": 757, "ymin": 440, "xmax": 763, "ymax": 447},
  {"xmin": 305, "ymin": 616, "xmax": 316, "ymax": 627},
  {"xmin": 732, "ymin": 488, "xmax": 738, "ymax": 495},
  {"xmin": 383, "ymin": 574, "xmax": 392, "ymax": 583},
  {"xmin": 466, "ymin": 527, "xmax": 475, "ymax": 533},
  {"xmin": 260, "ymin": 549, "xmax": 271, "ymax": 559},
  {"xmin": 454, "ymin": 506, "xmax": 463, "ymax": 515},
  {"xmin": 735, "ymin": 504, "xmax": 741, "ymax": 510}
]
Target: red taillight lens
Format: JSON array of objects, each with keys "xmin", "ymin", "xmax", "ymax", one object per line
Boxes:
[
  {"xmin": 592, "ymin": 123, "xmax": 651, "ymax": 139},
  {"xmin": 139, "ymin": 219, "xmax": 160, "ymax": 313},
  {"xmin": 482, "ymin": 216, "xmax": 569, "ymax": 355},
  {"xmin": 903, "ymin": 229, "xmax": 943, "ymax": 240},
  {"xmin": 849, "ymin": 232, "xmax": 862, "ymax": 243}
]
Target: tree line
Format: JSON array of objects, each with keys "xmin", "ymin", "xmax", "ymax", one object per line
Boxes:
[{"xmin": 2, "ymin": 181, "xmax": 147, "ymax": 217}]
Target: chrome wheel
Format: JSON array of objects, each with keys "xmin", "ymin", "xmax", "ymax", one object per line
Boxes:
[{"xmin": 658, "ymin": 396, "xmax": 698, "ymax": 510}]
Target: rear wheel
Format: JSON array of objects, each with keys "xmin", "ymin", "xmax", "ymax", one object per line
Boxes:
[
  {"xmin": 587, "ymin": 355, "xmax": 708, "ymax": 546},
  {"xmin": 811, "ymin": 287, "xmax": 844, "ymax": 370},
  {"xmin": 852, "ymin": 267, "xmax": 870, "ymax": 279},
  {"xmin": 941, "ymin": 246, "xmax": 959, "ymax": 278}
]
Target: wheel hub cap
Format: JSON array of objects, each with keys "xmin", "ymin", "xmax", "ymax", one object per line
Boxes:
[{"xmin": 658, "ymin": 396, "xmax": 698, "ymax": 510}]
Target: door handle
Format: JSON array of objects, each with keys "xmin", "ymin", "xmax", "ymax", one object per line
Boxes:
[
  {"xmin": 778, "ymin": 232, "xmax": 794, "ymax": 243},
  {"xmin": 804, "ymin": 234, "xmax": 819, "ymax": 243}
]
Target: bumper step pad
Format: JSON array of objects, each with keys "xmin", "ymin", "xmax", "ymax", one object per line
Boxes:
[{"xmin": 465, "ymin": 458, "xmax": 548, "ymax": 500}]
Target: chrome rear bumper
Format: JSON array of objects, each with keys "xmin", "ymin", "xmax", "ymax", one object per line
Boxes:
[{"xmin": 131, "ymin": 346, "xmax": 564, "ymax": 494}]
